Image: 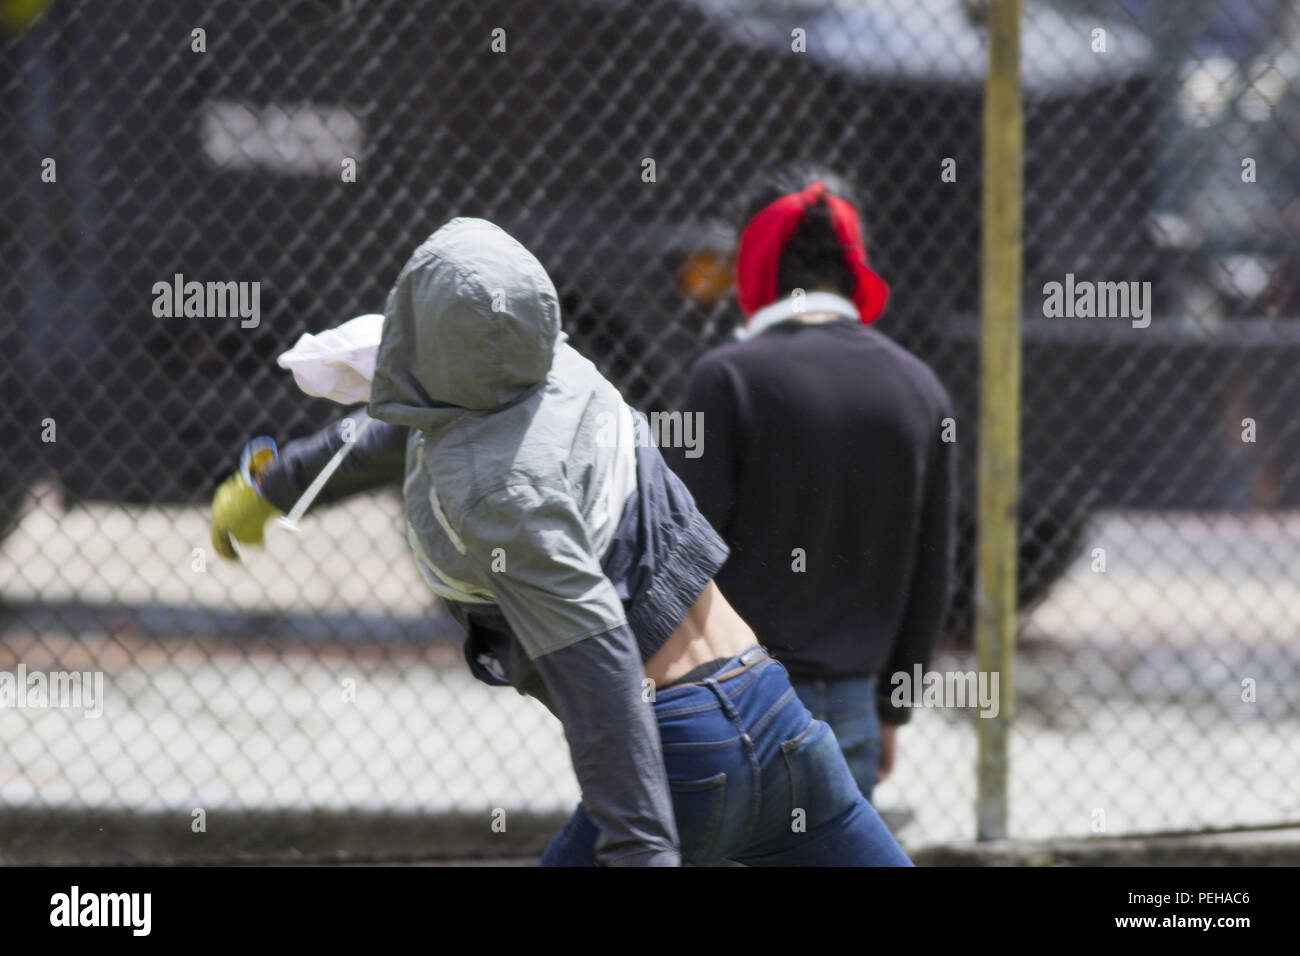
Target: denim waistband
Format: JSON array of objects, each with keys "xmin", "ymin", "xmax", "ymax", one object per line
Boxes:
[{"xmin": 655, "ymin": 645, "xmax": 770, "ymax": 697}]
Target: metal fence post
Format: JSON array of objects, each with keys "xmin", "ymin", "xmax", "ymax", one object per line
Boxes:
[{"xmin": 975, "ymin": 0, "xmax": 1023, "ymax": 842}]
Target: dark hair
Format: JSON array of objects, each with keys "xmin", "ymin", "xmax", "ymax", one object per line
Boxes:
[{"xmin": 733, "ymin": 164, "xmax": 862, "ymax": 300}]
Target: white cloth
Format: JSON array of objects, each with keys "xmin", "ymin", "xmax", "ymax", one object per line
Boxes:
[
  {"xmin": 734, "ymin": 291, "xmax": 860, "ymax": 341},
  {"xmin": 276, "ymin": 313, "xmax": 384, "ymax": 404}
]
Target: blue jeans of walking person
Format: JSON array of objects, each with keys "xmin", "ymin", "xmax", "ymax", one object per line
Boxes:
[
  {"xmin": 789, "ymin": 676, "xmax": 882, "ymax": 803},
  {"xmin": 539, "ymin": 647, "xmax": 911, "ymax": 866}
]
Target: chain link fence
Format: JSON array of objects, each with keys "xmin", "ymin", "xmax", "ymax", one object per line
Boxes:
[{"xmin": 2, "ymin": 0, "xmax": 1298, "ymax": 863}]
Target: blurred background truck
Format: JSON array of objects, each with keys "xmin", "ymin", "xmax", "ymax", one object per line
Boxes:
[{"xmin": 3, "ymin": 0, "xmax": 1298, "ymax": 633}]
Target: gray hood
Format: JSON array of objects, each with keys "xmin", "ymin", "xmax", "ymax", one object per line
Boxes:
[{"xmin": 369, "ymin": 218, "xmax": 561, "ymax": 425}]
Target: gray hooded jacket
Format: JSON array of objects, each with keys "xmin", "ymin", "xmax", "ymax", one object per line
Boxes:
[{"xmin": 361, "ymin": 218, "xmax": 727, "ymax": 866}]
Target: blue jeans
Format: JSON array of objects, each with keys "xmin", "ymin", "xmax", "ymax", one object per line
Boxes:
[
  {"xmin": 789, "ymin": 676, "xmax": 881, "ymax": 803},
  {"xmin": 539, "ymin": 647, "xmax": 911, "ymax": 866}
]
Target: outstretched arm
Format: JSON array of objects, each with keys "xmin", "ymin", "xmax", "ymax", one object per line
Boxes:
[
  {"xmin": 209, "ymin": 408, "xmax": 408, "ymax": 560},
  {"xmin": 257, "ymin": 408, "xmax": 408, "ymax": 513}
]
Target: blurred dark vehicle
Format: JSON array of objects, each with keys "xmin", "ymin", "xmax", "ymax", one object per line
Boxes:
[{"xmin": 3, "ymin": 0, "xmax": 1297, "ymax": 632}]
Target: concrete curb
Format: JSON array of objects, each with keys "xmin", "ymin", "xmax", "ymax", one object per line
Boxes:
[
  {"xmin": 7, "ymin": 808, "xmax": 1298, "ymax": 866},
  {"xmin": 911, "ymin": 826, "xmax": 1300, "ymax": 866}
]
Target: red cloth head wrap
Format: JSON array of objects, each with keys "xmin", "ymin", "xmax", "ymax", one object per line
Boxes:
[{"xmin": 734, "ymin": 181, "xmax": 888, "ymax": 323}]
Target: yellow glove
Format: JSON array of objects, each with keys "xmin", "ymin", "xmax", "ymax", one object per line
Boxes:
[
  {"xmin": 1, "ymin": 0, "xmax": 50, "ymax": 37},
  {"xmin": 210, "ymin": 438, "xmax": 280, "ymax": 561}
]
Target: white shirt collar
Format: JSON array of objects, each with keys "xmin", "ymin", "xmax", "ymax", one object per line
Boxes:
[{"xmin": 735, "ymin": 291, "xmax": 861, "ymax": 341}]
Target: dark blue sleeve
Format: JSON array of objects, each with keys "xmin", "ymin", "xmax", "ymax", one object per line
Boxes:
[
  {"xmin": 257, "ymin": 408, "xmax": 407, "ymax": 513},
  {"xmin": 532, "ymin": 625, "xmax": 681, "ymax": 866}
]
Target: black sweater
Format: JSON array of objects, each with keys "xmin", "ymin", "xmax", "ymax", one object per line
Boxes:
[{"xmin": 664, "ymin": 318, "xmax": 956, "ymax": 724}]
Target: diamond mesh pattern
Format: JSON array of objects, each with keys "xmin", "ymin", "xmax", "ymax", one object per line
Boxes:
[{"xmin": 1, "ymin": 0, "xmax": 1298, "ymax": 861}]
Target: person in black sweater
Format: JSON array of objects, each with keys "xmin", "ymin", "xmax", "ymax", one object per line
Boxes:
[{"xmin": 665, "ymin": 168, "xmax": 957, "ymax": 802}]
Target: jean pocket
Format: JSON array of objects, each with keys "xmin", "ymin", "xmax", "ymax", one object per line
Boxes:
[
  {"xmin": 669, "ymin": 772, "xmax": 727, "ymax": 865},
  {"xmin": 780, "ymin": 717, "xmax": 862, "ymax": 831}
]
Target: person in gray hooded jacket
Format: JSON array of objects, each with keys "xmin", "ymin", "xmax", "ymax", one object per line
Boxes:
[{"xmin": 211, "ymin": 217, "xmax": 911, "ymax": 867}]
